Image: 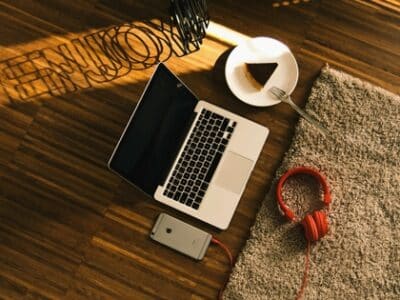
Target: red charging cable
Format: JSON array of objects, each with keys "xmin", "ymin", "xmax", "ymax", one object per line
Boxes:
[{"xmin": 211, "ymin": 237, "xmax": 234, "ymax": 300}]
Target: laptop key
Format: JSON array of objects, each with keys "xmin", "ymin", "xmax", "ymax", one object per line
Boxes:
[
  {"xmin": 205, "ymin": 151, "xmax": 223, "ymax": 183},
  {"xmin": 221, "ymin": 119, "xmax": 229, "ymax": 131},
  {"xmin": 192, "ymin": 203, "xmax": 200, "ymax": 210},
  {"xmin": 212, "ymin": 112, "xmax": 223, "ymax": 120},
  {"xmin": 174, "ymin": 192, "xmax": 181, "ymax": 201},
  {"xmin": 180, "ymin": 193, "xmax": 188, "ymax": 202}
]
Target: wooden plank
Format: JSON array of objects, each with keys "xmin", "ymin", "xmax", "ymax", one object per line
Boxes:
[{"xmin": 0, "ymin": 0, "xmax": 399, "ymax": 298}]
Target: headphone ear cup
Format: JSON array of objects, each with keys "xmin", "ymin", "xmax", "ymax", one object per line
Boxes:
[
  {"xmin": 313, "ymin": 211, "xmax": 328, "ymax": 238},
  {"xmin": 301, "ymin": 214, "xmax": 319, "ymax": 242},
  {"xmin": 302, "ymin": 211, "xmax": 329, "ymax": 242}
]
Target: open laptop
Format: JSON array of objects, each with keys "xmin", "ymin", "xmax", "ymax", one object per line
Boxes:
[{"xmin": 108, "ymin": 63, "xmax": 269, "ymax": 229}]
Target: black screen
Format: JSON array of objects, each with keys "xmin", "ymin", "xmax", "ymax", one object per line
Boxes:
[{"xmin": 109, "ymin": 63, "xmax": 198, "ymax": 195}]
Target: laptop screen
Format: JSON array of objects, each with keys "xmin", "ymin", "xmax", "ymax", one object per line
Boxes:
[{"xmin": 109, "ymin": 63, "xmax": 198, "ymax": 195}]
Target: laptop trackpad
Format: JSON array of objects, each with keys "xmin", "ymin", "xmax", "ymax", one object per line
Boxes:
[{"xmin": 214, "ymin": 151, "xmax": 254, "ymax": 194}]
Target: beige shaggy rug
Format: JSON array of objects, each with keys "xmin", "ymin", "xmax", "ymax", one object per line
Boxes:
[{"xmin": 224, "ymin": 66, "xmax": 400, "ymax": 299}]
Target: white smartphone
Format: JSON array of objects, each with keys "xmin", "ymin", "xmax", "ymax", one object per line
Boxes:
[{"xmin": 150, "ymin": 213, "xmax": 211, "ymax": 260}]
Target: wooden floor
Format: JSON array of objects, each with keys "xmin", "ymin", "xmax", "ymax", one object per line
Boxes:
[{"xmin": 0, "ymin": 0, "xmax": 399, "ymax": 299}]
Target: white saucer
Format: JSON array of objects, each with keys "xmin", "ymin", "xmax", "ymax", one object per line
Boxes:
[{"xmin": 225, "ymin": 37, "xmax": 299, "ymax": 107}]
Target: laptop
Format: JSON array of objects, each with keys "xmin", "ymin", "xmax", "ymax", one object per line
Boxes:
[{"xmin": 108, "ymin": 63, "xmax": 269, "ymax": 229}]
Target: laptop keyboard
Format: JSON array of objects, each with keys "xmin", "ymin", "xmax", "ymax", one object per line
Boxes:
[{"xmin": 163, "ymin": 109, "xmax": 236, "ymax": 210}]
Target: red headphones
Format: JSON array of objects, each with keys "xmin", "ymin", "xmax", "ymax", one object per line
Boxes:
[{"xmin": 276, "ymin": 166, "xmax": 331, "ymax": 242}]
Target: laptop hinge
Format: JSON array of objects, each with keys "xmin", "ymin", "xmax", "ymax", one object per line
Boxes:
[{"xmin": 159, "ymin": 110, "xmax": 198, "ymax": 187}]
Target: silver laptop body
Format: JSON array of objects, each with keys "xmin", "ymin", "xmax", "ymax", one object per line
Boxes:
[{"xmin": 108, "ymin": 63, "xmax": 269, "ymax": 229}]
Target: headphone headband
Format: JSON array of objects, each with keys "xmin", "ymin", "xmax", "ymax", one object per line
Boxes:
[{"xmin": 276, "ymin": 166, "xmax": 331, "ymax": 221}]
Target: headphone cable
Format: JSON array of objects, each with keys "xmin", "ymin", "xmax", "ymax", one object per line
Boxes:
[{"xmin": 296, "ymin": 240, "xmax": 311, "ymax": 300}]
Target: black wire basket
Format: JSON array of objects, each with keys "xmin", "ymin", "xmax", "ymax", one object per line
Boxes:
[{"xmin": 170, "ymin": 0, "xmax": 210, "ymax": 54}]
